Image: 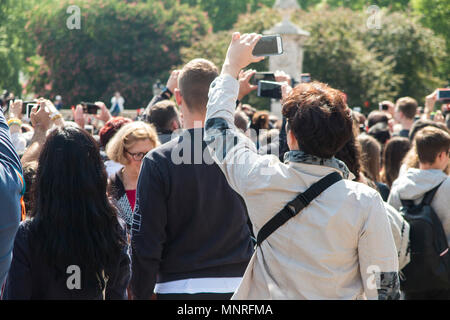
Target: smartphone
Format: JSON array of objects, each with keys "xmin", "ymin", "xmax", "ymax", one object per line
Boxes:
[
  {"xmin": 253, "ymin": 35, "xmax": 283, "ymax": 57},
  {"xmin": 257, "ymin": 81, "xmax": 282, "ymax": 100},
  {"xmin": 251, "ymin": 72, "xmax": 276, "ymax": 85},
  {"xmin": 300, "ymin": 73, "xmax": 311, "ymax": 83},
  {"xmin": 81, "ymin": 102, "xmax": 99, "ymax": 115},
  {"xmin": 379, "ymin": 103, "xmax": 389, "ymax": 111},
  {"xmin": 25, "ymin": 103, "xmax": 39, "ymax": 119},
  {"xmin": 437, "ymin": 89, "xmax": 450, "ymax": 102}
]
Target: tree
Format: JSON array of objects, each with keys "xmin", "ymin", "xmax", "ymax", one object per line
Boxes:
[
  {"xmin": 361, "ymin": 10, "xmax": 447, "ymax": 100},
  {"xmin": 180, "ymin": 0, "xmax": 275, "ymax": 32},
  {"xmin": 412, "ymin": 0, "xmax": 450, "ymax": 83},
  {"xmin": 295, "ymin": 8, "xmax": 402, "ymax": 108},
  {"xmin": 0, "ymin": 0, "xmax": 37, "ymax": 95},
  {"xmin": 26, "ymin": 0, "xmax": 210, "ymax": 108}
]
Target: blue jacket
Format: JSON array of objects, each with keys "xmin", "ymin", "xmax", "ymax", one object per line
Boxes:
[{"xmin": 0, "ymin": 110, "xmax": 23, "ymax": 290}]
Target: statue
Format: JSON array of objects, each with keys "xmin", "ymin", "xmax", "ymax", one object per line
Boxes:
[{"xmin": 264, "ymin": 0, "xmax": 309, "ymax": 117}]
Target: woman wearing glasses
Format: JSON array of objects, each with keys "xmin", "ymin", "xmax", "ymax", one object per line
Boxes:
[{"xmin": 106, "ymin": 122, "xmax": 160, "ymax": 234}]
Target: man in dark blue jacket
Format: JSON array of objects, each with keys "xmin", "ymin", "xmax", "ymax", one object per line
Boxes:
[
  {"xmin": 0, "ymin": 106, "xmax": 24, "ymax": 293},
  {"xmin": 130, "ymin": 59, "xmax": 254, "ymax": 300}
]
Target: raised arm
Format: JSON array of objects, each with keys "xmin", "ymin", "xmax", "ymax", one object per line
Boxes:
[
  {"xmin": 204, "ymin": 33, "xmax": 287, "ymax": 197},
  {"xmin": 20, "ymin": 101, "xmax": 51, "ymax": 167}
]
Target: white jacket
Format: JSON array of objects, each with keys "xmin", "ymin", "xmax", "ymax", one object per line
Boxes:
[
  {"xmin": 110, "ymin": 96, "xmax": 125, "ymax": 114},
  {"xmin": 204, "ymin": 75, "xmax": 399, "ymax": 300}
]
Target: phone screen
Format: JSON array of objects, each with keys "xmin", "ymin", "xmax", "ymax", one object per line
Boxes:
[
  {"xmin": 258, "ymin": 81, "xmax": 282, "ymax": 100},
  {"xmin": 301, "ymin": 74, "xmax": 311, "ymax": 83},
  {"xmin": 437, "ymin": 89, "xmax": 450, "ymax": 102},
  {"xmin": 253, "ymin": 35, "xmax": 283, "ymax": 57}
]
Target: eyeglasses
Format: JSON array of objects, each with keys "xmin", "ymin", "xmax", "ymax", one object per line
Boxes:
[{"xmin": 125, "ymin": 150, "xmax": 149, "ymax": 161}]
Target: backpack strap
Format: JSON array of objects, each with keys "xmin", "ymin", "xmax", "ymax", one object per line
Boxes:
[
  {"xmin": 256, "ymin": 172, "xmax": 342, "ymax": 247},
  {"xmin": 421, "ymin": 183, "xmax": 444, "ymax": 206}
]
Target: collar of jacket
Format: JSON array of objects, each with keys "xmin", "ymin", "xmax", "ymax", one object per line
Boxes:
[{"xmin": 284, "ymin": 150, "xmax": 351, "ymax": 180}]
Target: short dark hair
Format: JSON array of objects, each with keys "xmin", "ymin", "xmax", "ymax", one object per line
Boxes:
[
  {"xmin": 368, "ymin": 122, "xmax": 391, "ymax": 146},
  {"xmin": 415, "ymin": 127, "xmax": 450, "ymax": 164},
  {"xmin": 367, "ymin": 111, "xmax": 389, "ymax": 129},
  {"xmin": 409, "ymin": 119, "xmax": 449, "ymax": 142},
  {"xmin": 178, "ymin": 59, "xmax": 219, "ymax": 113},
  {"xmin": 396, "ymin": 97, "xmax": 418, "ymax": 120},
  {"xmin": 146, "ymin": 100, "xmax": 179, "ymax": 133},
  {"xmin": 282, "ymin": 82, "xmax": 353, "ymax": 159}
]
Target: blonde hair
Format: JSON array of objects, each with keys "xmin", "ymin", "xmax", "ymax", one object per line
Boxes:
[{"xmin": 106, "ymin": 121, "xmax": 160, "ymax": 165}]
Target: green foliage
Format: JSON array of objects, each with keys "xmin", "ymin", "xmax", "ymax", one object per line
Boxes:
[
  {"xmin": 412, "ymin": 0, "xmax": 450, "ymax": 83},
  {"xmin": 180, "ymin": 0, "xmax": 275, "ymax": 32},
  {"xmin": 361, "ymin": 11, "xmax": 447, "ymax": 100},
  {"xmin": 295, "ymin": 8, "xmax": 402, "ymax": 108},
  {"xmin": 294, "ymin": 7, "xmax": 446, "ymax": 107},
  {"xmin": 0, "ymin": 0, "xmax": 36, "ymax": 95},
  {"xmin": 26, "ymin": 0, "xmax": 210, "ymax": 108}
]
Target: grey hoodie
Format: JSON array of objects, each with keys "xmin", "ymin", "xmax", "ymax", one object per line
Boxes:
[{"xmin": 388, "ymin": 168, "xmax": 450, "ymax": 244}]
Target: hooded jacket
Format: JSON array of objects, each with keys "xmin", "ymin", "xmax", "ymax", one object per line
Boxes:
[{"xmin": 388, "ymin": 168, "xmax": 450, "ymax": 245}]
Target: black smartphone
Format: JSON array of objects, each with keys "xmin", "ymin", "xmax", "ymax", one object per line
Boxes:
[
  {"xmin": 251, "ymin": 72, "xmax": 276, "ymax": 85},
  {"xmin": 300, "ymin": 73, "xmax": 311, "ymax": 83},
  {"xmin": 253, "ymin": 35, "xmax": 283, "ymax": 57},
  {"xmin": 81, "ymin": 102, "xmax": 99, "ymax": 115},
  {"xmin": 437, "ymin": 89, "xmax": 450, "ymax": 102},
  {"xmin": 257, "ymin": 81, "xmax": 282, "ymax": 100}
]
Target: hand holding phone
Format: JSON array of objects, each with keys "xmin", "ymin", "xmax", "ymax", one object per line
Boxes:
[
  {"xmin": 222, "ymin": 33, "xmax": 266, "ymax": 79},
  {"xmin": 81, "ymin": 102, "xmax": 100, "ymax": 115}
]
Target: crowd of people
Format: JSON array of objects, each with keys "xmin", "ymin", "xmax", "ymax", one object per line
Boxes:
[{"xmin": 0, "ymin": 32, "xmax": 449, "ymax": 300}]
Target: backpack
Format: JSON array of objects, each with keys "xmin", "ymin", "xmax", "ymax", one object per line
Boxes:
[{"xmin": 399, "ymin": 183, "xmax": 450, "ymax": 293}]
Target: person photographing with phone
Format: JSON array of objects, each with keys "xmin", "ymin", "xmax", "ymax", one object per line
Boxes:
[{"xmin": 204, "ymin": 32, "xmax": 400, "ymax": 300}]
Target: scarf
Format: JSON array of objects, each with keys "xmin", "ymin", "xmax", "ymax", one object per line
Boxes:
[{"xmin": 284, "ymin": 150, "xmax": 351, "ymax": 180}]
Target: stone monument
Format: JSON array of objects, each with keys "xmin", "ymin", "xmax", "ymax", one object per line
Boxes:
[{"xmin": 264, "ymin": 0, "xmax": 309, "ymax": 117}]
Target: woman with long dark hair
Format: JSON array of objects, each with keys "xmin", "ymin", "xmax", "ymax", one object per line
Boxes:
[{"xmin": 3, "ymin": 126, "xmax": 130, "ymax": 300}]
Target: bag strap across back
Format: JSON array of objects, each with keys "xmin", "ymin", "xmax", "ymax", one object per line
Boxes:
[
  {"xmin": 256, "ymin": 172, "xmax": 343, "ymax": 247},
  {"xmin": 400, "ymin": 182, "xmax": 443, "ymax": 209}
]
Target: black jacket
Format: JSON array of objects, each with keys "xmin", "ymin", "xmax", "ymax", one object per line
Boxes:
[
  {"xmin": 2, "ymin": 220, "xmax": 131, "ymax": 300},
  {"xmin": 130, "ymin": 128, "xmax": 254, "ymax": 299}
]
